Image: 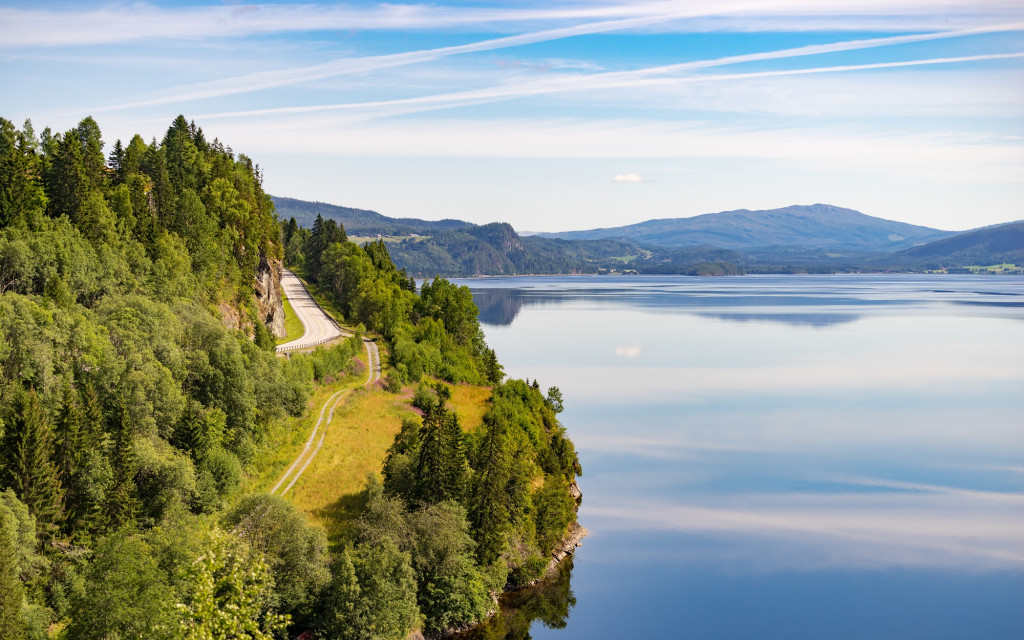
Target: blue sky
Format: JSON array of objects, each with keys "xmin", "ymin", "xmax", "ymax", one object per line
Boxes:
[{"xmin": 1, "ymin": 1, "xmax": 1022, "ymax": 231}]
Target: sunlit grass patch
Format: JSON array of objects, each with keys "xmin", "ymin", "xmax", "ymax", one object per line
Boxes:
[
  {"xmin": 290, "ymin": 387, "xmax": 415, "ymax": 543},
  {"xmin": 450, "ymin": 383, "xmax": 492, "ymax": 431}
]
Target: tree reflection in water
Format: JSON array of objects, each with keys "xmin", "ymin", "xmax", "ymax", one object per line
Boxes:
[{"xmin": 455, "ymin": 557, "xmax": 576, "ymax": 640}]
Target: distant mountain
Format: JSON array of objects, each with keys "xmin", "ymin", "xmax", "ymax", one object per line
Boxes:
[
  {"xmin": 878, "ymin": 221, "xmax": 1024, "ymax": 268},
  {"xmin": 539, "ymin": 204, "xmax": 953, "ymax": 251},
  {"xmin": 386, "ymin": 222, "xmax": 647, "ymax": 277},
  {"xmin": 273, "ymin": 195, "xmax": 648, "ymax": 276},
  {"xmin": 273, "ymin": 195, "xmax": 1020, "ymax": 276},
  {"xmin": 272, "ymin": 195, "xmax": 473, "ymax": 236}
]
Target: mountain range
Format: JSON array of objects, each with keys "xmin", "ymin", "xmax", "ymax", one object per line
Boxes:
[
  {"xmin": 272, "ymin": 196, "xmax": 1023, "ymax": 276},
  {"xmin": 536, "ymin": 203, "xmax": 953, "ymax": 252}
]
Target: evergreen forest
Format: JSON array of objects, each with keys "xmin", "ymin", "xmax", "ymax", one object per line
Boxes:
[{"xmin": 0, "ymin": 116, "xmax": 582, "ymax": 639}]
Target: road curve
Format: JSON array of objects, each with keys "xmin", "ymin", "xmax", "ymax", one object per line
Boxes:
[{"xmin": 276, "ymin": 269, "xmax": 343, "ymax": 352}]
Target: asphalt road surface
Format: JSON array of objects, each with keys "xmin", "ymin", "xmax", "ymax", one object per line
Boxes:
[{"xmin": 275, "ymin": 269, "xmax": 343, "ymax": 352}]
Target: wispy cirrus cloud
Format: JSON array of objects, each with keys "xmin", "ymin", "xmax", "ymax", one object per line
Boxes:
[
  {"xmin": 191, "ymin": 50, "xmax": 1024, "ymax": 124},
  {"xmin": 88, "ymin": 19, "xmax": 1024, "ymax": 114},
  {"xmin": 3, "ymin": 0, "xmax": 1023, "ymax": 48}
]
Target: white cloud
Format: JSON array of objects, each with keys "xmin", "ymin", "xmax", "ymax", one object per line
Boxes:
[
  {"xmin": 193, "ymin": 115, "xmax": 1024, "ymax": 186},
  {"xmin": 613, "ymin": 173, "xmax": 646, "ymax": 183}
]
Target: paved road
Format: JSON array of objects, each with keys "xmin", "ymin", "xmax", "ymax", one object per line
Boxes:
[
  {"xmin": 269, "ymin": 269, "xmax": 383, "ymax": 495},
  {"xmin": 276, "ymin": 269, "xmax": 343, "ymax": 352}
]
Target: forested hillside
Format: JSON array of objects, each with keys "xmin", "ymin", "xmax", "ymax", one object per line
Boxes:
[{"xmin": 0, "ymin": 116, "xmax": 582, "ymax": 639}]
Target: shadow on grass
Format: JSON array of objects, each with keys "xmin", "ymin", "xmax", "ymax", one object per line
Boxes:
[{"xmin": 314, "ymin": 489, "xmax": 368, "ymax": 549}]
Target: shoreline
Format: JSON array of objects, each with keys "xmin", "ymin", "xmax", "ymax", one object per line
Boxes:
[{"xmin": 415, "ymin": 482, "xmax": 587, "ymax": 640}]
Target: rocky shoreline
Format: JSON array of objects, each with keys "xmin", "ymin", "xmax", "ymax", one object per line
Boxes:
[{"xmin": 413, "ymin": 482, "xmax": 587, "ymax": 640}]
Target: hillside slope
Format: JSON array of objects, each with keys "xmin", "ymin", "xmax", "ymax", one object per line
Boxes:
[
  {"xmin": 272, "ymin": 195, "xmax": 472, "ymax": 236},
  {"xmin": 541, "ymin": 204, "xmax": 952, "ymax": 251},
  {"xmin": 879, "ymin": 221, "xmax": 1024, "ymax": 267}
]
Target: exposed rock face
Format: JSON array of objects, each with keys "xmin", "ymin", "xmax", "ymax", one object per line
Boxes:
[
  {"xmin": 255, "ymin": 255, "xmax": 286, "ymax": 338},
  {"xmin": 544, "ymin": 521, "xmax": 588, "ymax": 578}
]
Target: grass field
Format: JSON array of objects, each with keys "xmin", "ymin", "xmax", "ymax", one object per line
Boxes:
[
  {"xmin": 450, "ymin": 383, "xmax": 492, "ymax": 431},
  {"xmin": 276, "ymin": 290, "xmax": 305, "ymax": 345},
  {"xmin": 965, "ymin": 263, "xmax": 1022, "ymax": 274},
  {"xmin": 246, "ymin": 369, "xmax": 495, "ymax": 547},
  {"xmin": 289, "ymin": 386, "xmax": 414, "ymax": 543}
]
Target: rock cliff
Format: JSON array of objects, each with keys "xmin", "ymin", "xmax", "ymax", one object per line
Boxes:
[{"xmin": 255, "ymin": 254, "xmax": 286, "ymax": 337}]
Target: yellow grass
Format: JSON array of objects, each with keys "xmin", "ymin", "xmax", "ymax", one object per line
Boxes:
[
  {"xmin": 450, "ymin": 383, "xmax": 492, "ymax": 431},
  {"xmin": 289, "ymin": 387, "xmax": 416, "ymax": 543},
  {"xmin": 245, "ymin": 348, "xmax": 495, "ymax": 547}
]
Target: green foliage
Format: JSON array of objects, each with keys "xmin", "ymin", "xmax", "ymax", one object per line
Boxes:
[
  {"xmin": 0, "ymin": 113, "xmax": 581, "ymax": 639},
  {"xmin": 356, "ymin": 479, "xmax": 492, "ymax": 633},
  {"xmin": 224, "ymin": 494, "xmax": 330, "ymax": 625},
  {"xmin": 65, "ymin": 531, "xmax": 177, "ymax": 640},
  {"xmin": 320, "ymin": 539, "xmax": 420, "ymax": 640},
  {"xmin": 0, "ymin": 495, "xmax": 26, "ymax": 639},
  {"xmin": 0, "ymin": 388, "xmax": 63, "ymax": 538},
  {"xmin": 176, "ymin": 528, "xmax": 290, "ymax": 640}
]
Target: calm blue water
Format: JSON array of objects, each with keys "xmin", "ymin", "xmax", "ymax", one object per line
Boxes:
[{"xmin": 457, "ymin": 275, "xmax": 1024, "ymax": 639}]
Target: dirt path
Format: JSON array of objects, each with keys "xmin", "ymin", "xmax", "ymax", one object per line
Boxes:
[{"xmin": 271, "ymin": 339, "xmax": 381, "ymax": 496}]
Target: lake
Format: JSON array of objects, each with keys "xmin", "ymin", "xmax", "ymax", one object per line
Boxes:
[{"xmin": 455, "ymin": 274, "xmax": 1024, "ymax": 639}]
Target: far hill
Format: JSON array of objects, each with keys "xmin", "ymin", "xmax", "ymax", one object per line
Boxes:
[
  {"xmin": 273, "ymin": 195, "xmax": 1021, "ymax": 275},
  {"xmin": 274, "ymin": 195, "xmax": 648, "ymax": 276},
  {"xmin": 539, "ymin": 204, "xmax": 953, "ymax": 251},
  {"xmin": 272, "ymin": 195, "xmax": 472, "ymax": 236},
  {"xmin": 385, "ymin": 222, "xmax": 648, "ymax": 277},
  {"xmin": 877, "ymin": 221, "xmax": 1024, "ymax": 268}
]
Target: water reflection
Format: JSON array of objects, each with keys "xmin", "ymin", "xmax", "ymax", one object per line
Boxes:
[
  {"xmin": 460, "ymin": 275, "xmax": 1024, "ymax": 328},
  {"xmin": 455, "ymin": 558, "xmax": 577, "ymax": 640},
  {"xmin": 458, "ymin": 275, "xmax": 1024, "ymax": 639}
]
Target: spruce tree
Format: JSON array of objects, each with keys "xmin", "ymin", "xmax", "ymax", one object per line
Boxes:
[
  {"xmin": 1, "ymin": 389, "xmax": 64, "ymax": 538},
  {"xmin": 415, "ymin": 400, "xmax": 445, "ymax": 504},
  {"xmin": 72, "ymin": 380, "xmax": 111, "ymax": 540},
  {"xmin": 307, "ymin": 213, "xmax": 326, "ymax": 282},
  {"xmin": 469, "ymin": 416, "xmax": 512, "ymax": 565},
  {"xmin": 105, "ymin": 402, "xmax": 137, "ymax": 530},
  {"xmin": 55, "ymin": 377, "xmax": 83, "ymax": 493},
  {"xmin": 54, "ymin": 377, "xmax": 85, "ymax": 534},
  {"xmin": 440, "ymin": 412, "xmax": 469, "ymax": 503}
]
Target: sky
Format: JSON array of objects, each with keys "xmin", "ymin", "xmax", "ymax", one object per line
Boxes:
[{"xmin": 1, "ymin": 1, "xmax": 1022, "ymax": 232}]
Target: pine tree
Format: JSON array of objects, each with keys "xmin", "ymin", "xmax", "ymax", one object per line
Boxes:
[
  {"xmin": 108, "ymin": 139, "xmax": 125, "ymax": 182},
  {"xmin": 105, "ymin": 403, "xmax": 137, "ymax": 530},
  {"xmin": 440, "ymin": 412, "xmax": 468, "ymax": 503},
  {"xmin": 0, "ymin": 117, "xmax": 47, "ymax": 229},
  {"xmin": 469, "ymin": 416, "xmax": 512, "ymax": 565},
  {"xmin": 71, "ymin": 379, "xmax": 112, "ymax": 540},
  {"xmin": 46, "ymin": 130, "xmax": 91, "ymax": 220},
  {"xmin": 79, "ymin": 379, "xmax": 105, "ymax": 451},
  {"xmin": 307, "ymin": 213, "xmax": 326, "ymax": 282},
  {"xmin": 1, "ymin": 389, "xmax": 64, "ymax": 538},
  {"xmin": 54, "ymin": 376, "xmax": 84, "ymax": 533},
  {"xmin": 55, "ymin": 376, "xmax": 83, "ymax": 490},
  {"xmin": 414, "ymin": 386, "xmax": 468, "ymax": 505},
  {"xmin": 415, "ymin": 400, "xmax": 445, "ymax": 504}
]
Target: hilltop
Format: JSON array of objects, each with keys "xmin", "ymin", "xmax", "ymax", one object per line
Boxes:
[
  {"xmin": 275, "ymin": 196, "xmax": 1024, "ymax": 275},
  {"xmin": 537, "ymin": 203, "xmax": 953, "ymax": 252}
]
